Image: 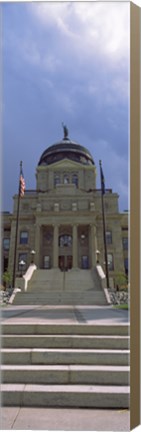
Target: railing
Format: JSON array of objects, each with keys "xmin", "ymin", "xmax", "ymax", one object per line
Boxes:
[
  {"xmin": 95, "ymin": 265, "xmax": 112, "ymax": 304},
  {"xmin": 86, "ymin": 188, "xmax": 113, "ymax": 193},
  {"xmin": 23, "ymin": 264, "xmax": 37, "ymax": 291}
]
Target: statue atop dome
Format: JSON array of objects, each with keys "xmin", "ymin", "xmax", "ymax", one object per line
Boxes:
[{"xmin": 62, "ymin": 123, "xmax": 69, "ymax": 139}]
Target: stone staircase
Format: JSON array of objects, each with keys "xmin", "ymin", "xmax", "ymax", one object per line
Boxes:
[
  {"xmin": 13, "ymin": 269, "xmax": 108, "ymax": 305},
  {"xmin": 1, "ymin": 322, "xmax": 130, "ymax": 408}
]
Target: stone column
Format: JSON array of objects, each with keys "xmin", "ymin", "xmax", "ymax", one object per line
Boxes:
[
  {"xmin": 53, "ymin": 225, "xmax": 59, "ymax": 268},
  {"xmin": 35, "ymin": 224, "xmax": 41, "ymax": 268},
  {"xmin": 90, "ymin": 224, "xmax": 97, "ymax": 267},
  {"xmin": 73, "ymin": 224, "xmax": 78, "ymax": 268}
]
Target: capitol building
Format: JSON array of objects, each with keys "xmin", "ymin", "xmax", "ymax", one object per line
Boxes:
[{"xmin": 2, "ymin": 128, "xmax": 128, "ymax": 291}]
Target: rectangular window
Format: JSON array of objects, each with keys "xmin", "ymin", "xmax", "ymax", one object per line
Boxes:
[
  {"xmin": 122, "ymin": 237, "xmax": 128, "ymax": 250},
  {"xmin": 72, "ymin": 173, "xmax": 78, "ymax": 187},
  {"xmin": 18, "ymin": 253, "xmax": 27, "ymax": 271},
  {"xmin": 106, "ymin": 231, "xmax": 112, "ymax": 244},
  {"xmin": 20, "ymin": 231, "xmax": 28, "ymax": 244},
  {"xmin": 3, "ymin": 238, "xmax": 10, "ymax": 250},
  {"xmin": 54, "ymin": 174, "xmax": 60, "ymax": 186},
  {"xmin": 108, "ymin": 253, "xmax": 114, "ymax": 271}
]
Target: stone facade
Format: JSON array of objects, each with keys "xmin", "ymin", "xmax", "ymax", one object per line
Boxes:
[{"xmin": 2, "ymin": 136, "xmax": 128, "ymax": 288}]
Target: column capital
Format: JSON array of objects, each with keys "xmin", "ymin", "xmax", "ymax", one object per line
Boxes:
[
  {"xmin": 90, "ymin": 223, "xmax": 96, "ymax": 228},
  {"xmin": 35, "ymin": 223, "xmax": 41, "ymax": 229}
]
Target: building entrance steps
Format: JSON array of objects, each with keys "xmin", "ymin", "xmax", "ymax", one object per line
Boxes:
[
  {"xmin": 1, "ymin": 364, "xmax": 129, "ymax": 385},
  {"xmin": 27, "ymin": 269, "xmax": 104, "ymax": 291},
  {"xmin": 13, "ymin": 268, "xmax": 108, "ymax": 305},
  {"xmin": 2, "ymin": 334, "xmax": 129, "ymax": 349},
  {"xmin": 1, "ymin": 305, "xmax": 130, "ymax": 409},
  {"xmin": 12, "ymin": 290, "xmax": 107, "ymax": 305},
  {"xmin": 1, "ymin": 383, "xmax": 129, "ymax": 408}
]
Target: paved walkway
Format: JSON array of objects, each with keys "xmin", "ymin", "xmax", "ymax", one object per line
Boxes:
[
  {"xmin": 1, "ymin": 406, "xmax": 130, "ymax": 431},
  {"xmin": 1, "ymin": 304, "xmax": 130, "ymax": 431},
  {"xmin": 1, "ymin": 304, "xmax": 129, "ymax": 325}
]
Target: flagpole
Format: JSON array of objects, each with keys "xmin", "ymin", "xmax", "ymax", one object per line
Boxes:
[
  {"xmin": 99, "ymin": 160, "xmax": 110, "ymax": 288},
  {"xmin": 12, "ymin": 161, "xmax": 23, "ymax": 289}
]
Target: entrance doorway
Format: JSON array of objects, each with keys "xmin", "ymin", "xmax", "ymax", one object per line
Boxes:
[
  {"xmin": 81, "ymin": 255, "xmax": 89, "ymax": 269},
  {"xmin": 44, "ymin": 256, "xmax": 50, "ymax": 269},
  {"xmin": 59, "ymin": 255, "xmax": 72, "ymax": 271}
]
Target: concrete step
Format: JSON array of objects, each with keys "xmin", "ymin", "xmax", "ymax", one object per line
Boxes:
[
  {"xmin": 1, "ymin": 305, "xmax": 130, "ymax": 409},
  {"xmin": 2, "ymin": 348, "xmax": 129, "ymax": 365},
  {"xmin": 2, "ymin": 334, "xmax": 130, "ymax": 350},
  {"xmin": 27, "ymin": 285, "xmax": 99, "ymax": 292},
  {"xmin": 13, "ymin": 266, "xmax": 108, "ymax": 305},
  {"xmin": 29, "ymin": 269, "xmax": 94, "ymax": 281},
  {"xmin": 1, "ymin": 383, "xmax": 130, "ymax": 408},
  {"xmin": 1, "ymin": 365, "xmax": 130, "ymax": 386},
  {"xmin": 28, "ymin": 285, "xmax": 65, "ymax": 291},
  {"xmin": 28, "ymin": 269, "xmax": 99, "ymax": 292},
  {"xmin": 12, "ymin": 291, "xmax": 107, "ymax": 306},
  {"xmin": 2, "ymin": 323, "xmax": 129, "ymax": 336}
]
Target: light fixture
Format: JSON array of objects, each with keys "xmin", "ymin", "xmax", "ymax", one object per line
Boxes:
[
  {"xmin": 30, "ymin": 250, "xmax": 36, "ymax": 263},
  {"xmin": 19, "ymin": 260, "xmax": 25, "ymax": 277},
  {"xmin": 96, "ymin": 250, "xmax": 100, "ymax": 263},
  {"xmin": 81, "ymin": 234, "xmax": 85, "ymax": 240}
]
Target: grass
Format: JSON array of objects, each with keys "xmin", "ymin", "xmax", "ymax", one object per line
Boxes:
[{"xmin": 113, "ymin": 304, "xmax": 128, "ymax": 310}]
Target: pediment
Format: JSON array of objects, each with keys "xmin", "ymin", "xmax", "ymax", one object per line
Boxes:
[{"xmin": 49, "ymin": 158, "xmax": 82, "ymax": 170}]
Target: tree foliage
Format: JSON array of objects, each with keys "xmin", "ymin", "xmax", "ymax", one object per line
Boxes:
[
  {"xmin": 2, "ymin": 271, "xmax": 12, "ymax": 289},
  {"xmin": 114, "ymin": 272, "xmax": 128, "ymax": 290}
]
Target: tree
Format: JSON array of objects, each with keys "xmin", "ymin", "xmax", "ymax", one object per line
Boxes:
[
  {"xmin": 2, "ymin": 271, "xmax": 12, "ymax": 290},
  {"xmin": 114, "ymin": 272, "xmax": 128, "ymax": 291}
]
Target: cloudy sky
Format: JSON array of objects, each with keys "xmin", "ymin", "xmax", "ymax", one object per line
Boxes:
[{"xmin": 2, "ymin": 2, "xmax": 130, "ymax": 212}]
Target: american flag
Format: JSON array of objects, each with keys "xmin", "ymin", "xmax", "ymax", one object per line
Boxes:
[{"xmin": 19, "ymin": 166, "xmax": 25, "ymax": 197}]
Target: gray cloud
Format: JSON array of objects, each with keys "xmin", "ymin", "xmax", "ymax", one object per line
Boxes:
[{"xmin": 3, "ymin": 2, "xmax": 129, "ymax": 212}]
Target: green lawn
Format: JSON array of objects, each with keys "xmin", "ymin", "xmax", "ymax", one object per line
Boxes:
[{"xmin": 113, "ymin": 304, "xmax": 128, "ymax": 310}]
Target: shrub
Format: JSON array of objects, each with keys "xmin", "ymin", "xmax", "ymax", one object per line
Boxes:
[
  {"xmin": 2, "ymin": 271, "xmax": 12, "ymax": 290},
  {"xmin": 114, "ymin": 272, "xmax": 128, "ymax": 291}
]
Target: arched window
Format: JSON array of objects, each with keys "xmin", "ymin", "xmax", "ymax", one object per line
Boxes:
[
  {"xmin": 63, "ymin": 174, "xmax": 69, "ymax": 184},
  {"xmin": 72, "ymin": 174, "xmax": 78, "ymax": 187},
  {"xmin": 59, "ymin": 235, "xmax": 72, "ymax": 247}
]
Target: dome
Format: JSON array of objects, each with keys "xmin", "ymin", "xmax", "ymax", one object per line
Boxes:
[{"xmin": 38, "ymin": 136, "xmax": 94, "ymax": 167}]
